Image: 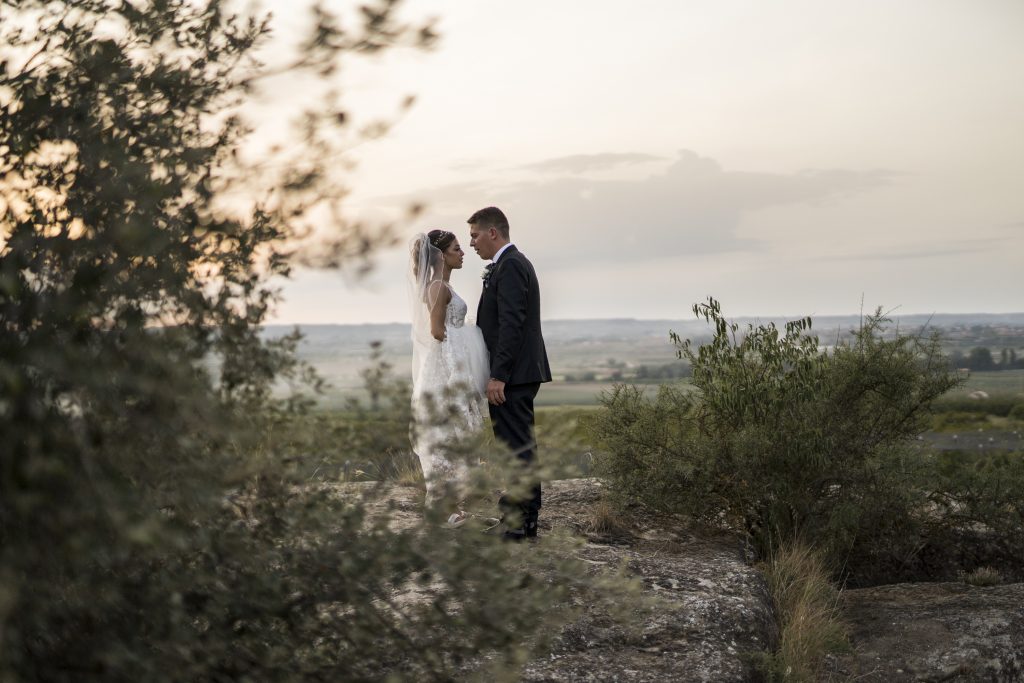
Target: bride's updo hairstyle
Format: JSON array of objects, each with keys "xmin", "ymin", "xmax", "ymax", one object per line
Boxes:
[
  {"xmin": 411, "ymin": 229, "xmax": 455, "ymax": 279},
  {"xmin": 428, "ymin": 229, "xmax": 455, "ymax": 251}
]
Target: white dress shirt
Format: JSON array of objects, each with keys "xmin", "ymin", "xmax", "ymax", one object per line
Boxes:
[{"xmin": 492, "ymin": 243, "xmax": 514, "ymax": 264}]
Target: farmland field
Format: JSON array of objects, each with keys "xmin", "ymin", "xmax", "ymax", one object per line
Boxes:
[
  {"xmin": 274, "ymin": 318, "xmax": 1024, "ymax": 408},
  {"xmin": 954, "ymin": 369, "xmax": 1024, "ymax": 397}
]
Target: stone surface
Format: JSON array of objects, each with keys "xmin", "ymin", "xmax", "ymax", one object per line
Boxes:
[
  {"xmin": 828, "ymin": 582, "xmax": 1024, "ymax": 682},
  {"xmin": 343, "ymin": 478, "xmax": 776, "ymax": 680},
  {"xmin": 519, "ymin": 479, "xmax": 776, "ymax": 683},
  {"xmin": 340, "ymin": 477, "xmax": 1024, "ymax": 682}
]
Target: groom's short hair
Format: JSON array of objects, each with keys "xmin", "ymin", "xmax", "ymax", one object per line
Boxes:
[{"xmin": 467, "ymin": 206, "xmax": 510, "ymax": 238}]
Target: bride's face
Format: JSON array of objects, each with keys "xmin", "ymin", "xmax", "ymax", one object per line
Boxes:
[{"xmin": 443, "ymin": 239, "xmax": 465, "ymax": 270}]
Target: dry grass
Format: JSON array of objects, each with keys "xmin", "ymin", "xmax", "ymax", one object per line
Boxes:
[
  {"xmin": 345, "ymin": 450, "xmax": 425, "ymax": 487},
  {"xmin": 758, "ymin": 541, "xmax": 848, "ymax": 682},
  {"xmin": 958, "ymin": 566, "xmax": 1003, "ymax": 586},
  {"xmin": 585, "ymin": 498, "xmax": 629, "ymax": 537}
]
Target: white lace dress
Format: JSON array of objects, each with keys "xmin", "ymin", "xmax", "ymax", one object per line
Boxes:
[{"xmin": 410, "ymin": 285, "xmax": 489, "ymax": 495}]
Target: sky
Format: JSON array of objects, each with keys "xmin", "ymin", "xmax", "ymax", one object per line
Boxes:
[{"xmin": 259, "ymin": 0, "xmax": 1024, "ymax": 325}]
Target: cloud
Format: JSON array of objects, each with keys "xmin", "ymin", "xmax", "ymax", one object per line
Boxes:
[
  {"xmin": 826, "ymin": 245, "xmax": 991, "ymax": 262},
  {"xmin": 823, "ymin": 234, "xmax": 1017, "ymax": 262},
  {"xmin": 446, "ymin": 159, "xmax": 492, "ymax": 173},
  {"xmin": 521, "ymin": 152, "xmax": 667, "ymax": 174},
  {"xmin": 390, "ymin": 149, "xmax": 896, "ymax": 266}
]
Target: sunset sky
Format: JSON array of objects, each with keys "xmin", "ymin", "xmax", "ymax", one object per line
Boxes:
[{"xmin": 262, "ymin": 0, "xmax": 1023, "ymax": 324}]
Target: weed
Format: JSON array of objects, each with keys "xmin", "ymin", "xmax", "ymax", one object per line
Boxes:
[
  {"xmin": 958, "ymin": 566, "xmax": 1002, "ymax": 586},
  {"xmin": 758, "ymin": 542, "xmax": 848, "ymax": 682}
]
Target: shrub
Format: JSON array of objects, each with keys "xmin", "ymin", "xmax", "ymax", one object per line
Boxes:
[
  {"xmin": 589, "ymin": 298, "xmax": 960, "ymax": 578},
  {"xmin": 585, "ymin": 382, "xmax": 698, "ymax": 511},
  {"xmin": 928, "ymin": 450, "xmax": 1024, "ymax": 579},
  {"xmin": 0, "ymin": 3, "xmax": 613, "ymax": 679}
]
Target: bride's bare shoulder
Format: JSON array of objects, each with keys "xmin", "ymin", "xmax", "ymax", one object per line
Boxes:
[{"xmin": 425, "ymin": 280, "xmax": 452, "ymax": 308}]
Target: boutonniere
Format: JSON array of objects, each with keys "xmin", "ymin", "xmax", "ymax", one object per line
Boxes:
[{"xmin": 481, "ymin": 263, "xmax": 496, "ymax": 288}]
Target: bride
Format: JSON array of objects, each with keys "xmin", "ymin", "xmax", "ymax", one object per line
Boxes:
[{"xmin": 407, "ymin": 230, "xmax": 489, "ymax": 526}]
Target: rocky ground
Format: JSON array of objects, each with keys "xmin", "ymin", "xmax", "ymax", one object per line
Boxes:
[
  {"xmin": 828, "ymin": 582, "xmax": 1024, "ymax": 682},
  {"xmin": 355, "ymin": 478, "xmax": 1024, "ymax": 682},
  {"xmin": 519, "ymin": 479, "xmax": 776, "ymax": 682}
]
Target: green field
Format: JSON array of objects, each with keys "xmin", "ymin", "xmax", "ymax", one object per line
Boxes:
[
  {"xmin": 286, "ymin": 320, "xmax": 1024, "ymax": 411},
  {"xmin": 314, "ymin": 371, "xmax": 1024, "ymax": 411},
  {"xmin": 535, "ymin": 381, "xmax": 672, "ymax": 406},
  {"xmin": 540, "ymin": 371, "xmax": 1024, "ymax": 408},
  {"xmin": 953, "ymin": 369, "xmax": 1024, "ymax": 397}
]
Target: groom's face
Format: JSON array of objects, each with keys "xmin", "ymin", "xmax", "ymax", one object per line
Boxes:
[{"xmin": 469, "ymin": 224, "xmax": 498, "ymax": 260}]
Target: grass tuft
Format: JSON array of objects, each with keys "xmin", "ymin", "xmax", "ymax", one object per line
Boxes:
[
  {"xmin": 344, "ymin": 450, "xmax": 425, "ymax": 487},
  {"xmin": 758, "ymin": 541, "xmax": 848, "ymax": 682},
  {"xmin": 958, "ymin": 566, "xmax": 1002, "ymax": 586},
  {"xmin": 585, "ymin": 498, "xmax": 629, "ymax": 537}
]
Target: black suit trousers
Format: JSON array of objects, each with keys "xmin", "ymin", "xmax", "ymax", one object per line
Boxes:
[{"xmin": 489, "ymin": 382, "xmax": 542, "ymax": 523}]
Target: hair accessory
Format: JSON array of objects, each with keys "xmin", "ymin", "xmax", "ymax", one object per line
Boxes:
[{"xmin": 429, "ymin": 230, "xmax": 453, "ymax": 248}]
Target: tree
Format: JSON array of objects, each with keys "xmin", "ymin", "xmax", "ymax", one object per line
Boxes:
[
  {"xmin": 967, "ymin": 347, "xmax": 995, "ymax": 371},
  {"xmin": 0, "ymin": 3, "xmax": 595, "ymax": 679}
]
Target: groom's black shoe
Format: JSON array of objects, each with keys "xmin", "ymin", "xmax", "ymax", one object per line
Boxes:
[
  {"xmin": 498, "ymin": 494, "xmax": 540, "ymax": 540},
  {"xmin": 524, "ymin": 517, "xmax": 539, "ymax": 539},
  {"xmin": 498, "ymin": 518, "xmax": 538, "ymax": 543}
]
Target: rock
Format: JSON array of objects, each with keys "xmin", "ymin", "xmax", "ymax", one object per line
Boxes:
[
  {"xmin": 334, "ymin": 477, "xmax": 1024, "ymax": 681},
  {"xmin": 515, "ymin": 479, "xmax": 777, "ymax": 682},
  {"xmin": 828, "ymin": 582, "xmax": 1024, "ymax": 682},
  {"xmin": 342, "ymin": 478, "xmax": 777, "ymax": 681},
  {"xmin": 519, "ymin": 541, "xmax": 775, "ymax": 682}
]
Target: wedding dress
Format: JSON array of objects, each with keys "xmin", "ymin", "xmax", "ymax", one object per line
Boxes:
[{"xmin": 407, "ymin": 236, "xmax": 489, "ymax": 498}]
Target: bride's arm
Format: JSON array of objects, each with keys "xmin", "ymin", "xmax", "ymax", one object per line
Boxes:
[{"xmin": 426, "ymin": 281, "xmax": 451, "ymax": 341}]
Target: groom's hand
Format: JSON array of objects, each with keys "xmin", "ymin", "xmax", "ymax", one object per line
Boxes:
[{"xmin": 486, "ymin": 378, "xmax": 506, "ymax": 406}]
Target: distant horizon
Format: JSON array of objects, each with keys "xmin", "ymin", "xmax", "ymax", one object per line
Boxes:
[{"xmin": 263, "ymin": 310, "xmax": 1024, "ymax": 328}]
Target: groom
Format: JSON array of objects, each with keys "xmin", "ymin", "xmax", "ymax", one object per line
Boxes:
[{"xmin": 469, "ymin": 206, "xmax": 551, "ymax": 541}]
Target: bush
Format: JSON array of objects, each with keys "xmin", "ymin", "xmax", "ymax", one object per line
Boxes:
[
  {"xmin": 0, "ymin": 3, "xmax": 614, "ymax": 679},
  {"xmin": 927, "ymin": 450, "xmax": 1024, "ymax": 580},
  {"xmin": 589, "ymin": 298, "xmax": 960, "ymax": 580}
]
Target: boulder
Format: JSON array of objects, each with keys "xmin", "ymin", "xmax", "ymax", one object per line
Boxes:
[
  {"xmin": 828, "ymin": 582, "xmax": 1024, "ymax": 682},
  {"xmin": 343, "ymin": 477, "xmax": 1024, "ymax": 681},
  {"xmin": 518, "ymin": 479, "xmax": 776, "ymax": 682},
  {"xmin": 350, "ymin": 478, "xmax": 776, "ymax": 681}
]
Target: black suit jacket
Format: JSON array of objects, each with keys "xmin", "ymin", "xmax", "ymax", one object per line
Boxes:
[{"xmin": 476, "ymin": 245, "xmax": 552, "ymax": 386}]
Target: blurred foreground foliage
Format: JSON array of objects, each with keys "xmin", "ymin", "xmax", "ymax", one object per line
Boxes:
[
  {"xmin": 270, "ymin": 344, "xmax": 598, "ymax": 486},
  {"xmin": 0, "ymin": 2, "xmax": 622, "ymax": 680},
  {"xmin": 590, "ymin": 298, "xmax": 1024, "ymax": 585}
]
